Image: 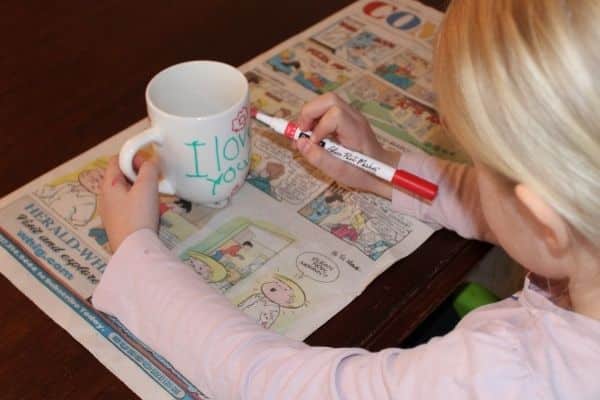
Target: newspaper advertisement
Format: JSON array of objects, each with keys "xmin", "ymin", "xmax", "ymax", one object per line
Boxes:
[{"xmin": 0, "ymin": 1, "xmax": 461, "ymax": 398}]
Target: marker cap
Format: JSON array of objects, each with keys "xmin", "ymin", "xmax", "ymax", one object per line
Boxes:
[{"xmin": 392, "ymin": 170, "xmax": 438, "ymax": 201}]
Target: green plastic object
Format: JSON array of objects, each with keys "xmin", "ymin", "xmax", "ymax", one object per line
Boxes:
[{"xmin": 453, "ymin": 282, "xmax": 499, "ymax": 318}]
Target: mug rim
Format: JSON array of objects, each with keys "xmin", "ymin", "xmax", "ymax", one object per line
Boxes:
[{"xmin": 145, "ymin": 60, "xmax": 248, "ymax": 120}]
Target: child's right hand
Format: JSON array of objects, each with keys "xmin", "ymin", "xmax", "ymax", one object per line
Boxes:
[{"xmin": 296, "ymin": 93, "xmax": 400, "ymax": 199}]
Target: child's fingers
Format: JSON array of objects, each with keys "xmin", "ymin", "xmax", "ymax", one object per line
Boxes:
[
  {"xmin": 133, "ymin": 153, "xmax": 147, "ymax": 172},
  {"xmin": 102, "ymin": 156, "xmax": 131, "ymax": 196},
  {"xmin": 310, "ymin": 106, "xmax": 346, "ymax": 143},
  {"xmin": 296, "ymin": 138, "xmax": 348, "ymax": 178},
  {"xmin": 132, "ymin": 159, "xmax": 160, "ymax": 195},
  {"xmin": 298, "ymin": 93, "xmax": 350, "ymax": 131}
]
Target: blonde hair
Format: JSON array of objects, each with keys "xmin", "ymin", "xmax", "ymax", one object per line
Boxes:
[{"xmin": 434, "ymin": 0, "xmax": 600, "ymax": 243}]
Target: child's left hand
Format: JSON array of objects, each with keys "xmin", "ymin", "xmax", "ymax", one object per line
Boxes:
[{"xmin": 99, "ymin": 155, "xmax": 160, "ymax": 252}]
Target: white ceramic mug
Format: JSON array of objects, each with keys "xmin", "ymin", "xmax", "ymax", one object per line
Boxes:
[{"xmin": 119, "ymin": 61, "xmax": 250, "ymax": 207}]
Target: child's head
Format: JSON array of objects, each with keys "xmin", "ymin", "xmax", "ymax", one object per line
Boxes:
[{"xmin": 434, "ymin": 0, "xmax": 599, "ymax": 277}]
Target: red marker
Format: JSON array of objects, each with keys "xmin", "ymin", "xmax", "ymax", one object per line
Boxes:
[{"xmin": 251, "ymin": 108, "xmax": 438, "ymax": 201}]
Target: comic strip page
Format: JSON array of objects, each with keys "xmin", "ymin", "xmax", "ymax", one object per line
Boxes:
[
  {"xmin": 173, "ymin": 185, "xmax": 432, "ymax": 339},
  {"xmin": 0, "ymin": 1, "xmax": 450, "ymax": 399},
  {"xmin": 337, "ymin": 74, "xmax": 469, "ymax": 162},
  {"xmin": 265, "ymin": 41, "xmax": 361, "ymax": 95},
  {"xmin": 312, "ymin": 16, "xmax": 398, "ymax": 71}
]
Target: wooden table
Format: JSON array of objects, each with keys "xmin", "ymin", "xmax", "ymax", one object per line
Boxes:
[{"xmin": 0, "ymin": 1, "xmax": 490, "ymax": 398}]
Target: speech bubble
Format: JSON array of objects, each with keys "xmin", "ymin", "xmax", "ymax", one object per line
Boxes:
[{"xmin": 296, "ymin": 252, "xmax": 340, "ymax": 283}]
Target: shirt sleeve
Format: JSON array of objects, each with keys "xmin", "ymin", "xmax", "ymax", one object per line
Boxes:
[
  {"xmin": 92, "ymin": 229, "xmax": 533, "ymax": 400},
  {"xmin": 92, "ymin": 229, "xmax": 364, "ymax": 399},
  {"xmin": 391, "ymin": 152, "xmax": 492, "ymax": 241}
]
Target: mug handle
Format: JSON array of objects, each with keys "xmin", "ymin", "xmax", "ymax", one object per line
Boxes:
[{"xmin": 119, "ymin": 128, "xmax": 176, "ymax": 195}]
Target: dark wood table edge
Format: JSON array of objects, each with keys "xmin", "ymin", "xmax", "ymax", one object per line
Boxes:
[
  {"xmin": 304, "ymin": 226, "xmax": 493, "ymax": 350},
  {"xmin": 363, "ymin": 235, "xmax": 492, "ymax": 350}
]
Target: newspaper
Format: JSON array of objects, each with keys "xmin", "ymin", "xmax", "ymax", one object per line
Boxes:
[{"xmin": 0, "ymin": 1, "xmax": 464, "ymax": 398}]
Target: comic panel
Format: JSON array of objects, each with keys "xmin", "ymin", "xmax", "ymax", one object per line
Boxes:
[
  {"xmin": 312, "ymin": 16, "xmax": 398, "ymax": 71},
  {"xmin": 34, "ymin": 157, "xmax": 107, "ymax": 230},
  {"xmin": 244, "ymin": 67, "xmax": 333, "ymax": 205},
  {"xmin": 247, "ymin": 125, "xmax": 332, "ymax": 205},
  {"xmin": 32, "ymin": 157, "xmax": 114, "ymax": 254},
  {"xmin": 245, "ymin": 68, "xmax": 308, "ymax": 120},
  {"xmin": 179, "ymin": 217, "xmax": 295, "ymax": 293},
  {"xmin": 157, "ymin": 196, "xmax": 220, "ymax": 249},
  {"xmin": 374, "ymin": 45, "xmax": 435, "ymax": 107},
  {"xmin": 265, "ymin": 41, "xmax": 360, "ymax": 95},
  {"xmin": 233, "ymin": 270, "xmax": 308, "ymax": 331},
  {"xmin": 298, "ymin": 183, "xmax": 415, "ymax": 261},
  {"xmin": 227, "ymin": 249, "xmax": 354, "ymax": 338},
  {"xmin": 337, "ymin": 74, "xmax": 469, "ymax": 163}
]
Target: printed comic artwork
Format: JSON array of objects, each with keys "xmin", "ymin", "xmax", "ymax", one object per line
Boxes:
[
  {"xmin": 312, "ymin": 17, "xmax": 397, "ymax": 70},
  {"xmin": 245, "ymin": 69, "xmax": 305, "ymax": 119},
  {"xmin": 181, "ymin": 218, "xmax": 294, "ymax": 292},
  {"xmin": 298, "ymin": 183, "xmax": 413, "ymax": 260},
  {"xmin": 236, "ymin": 273, "xmax": 306, "ymax": 329},
  {"xmin": 266, "ymin": 42, "xmax": 359, "ymax": 94},
  {"xmin": 247, "ymin": 126, "xmax": 331, "ymax": 204},
  {"xmin": 374, "ymin": 48, "xmax": 435, "ymax": 106},
  {"xmin": 157, "ymin": 195, "xmax": 219, "ymax": 249},
  {"xmin": 33, "ymin": 157, "xmax": 114, "ymax": 253},
  {"xmin": 338, "ymin": 74, "xmax": 469, "ymax": 163},
  {"xmin": 34, "ymin": 158, "xmax": 107, "ymax": 228}
]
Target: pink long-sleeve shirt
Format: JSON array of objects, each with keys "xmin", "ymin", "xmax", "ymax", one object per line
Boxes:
[{"xmin": 92, "ymin": 153, "xmax": 600, "ymax": 399}]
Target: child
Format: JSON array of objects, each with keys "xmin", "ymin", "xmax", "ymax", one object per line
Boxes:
[{"xmin": 93, "ymin": 0, "xmax": 600, "ymax": 398}]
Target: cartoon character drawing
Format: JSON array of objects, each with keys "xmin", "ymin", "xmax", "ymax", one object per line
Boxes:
[
  {"xmin": 268, "ymin": 49, "xmax": 301, "ymax": 74},
  {"xmin": 295, "ymin": 71, "xmax": 329, "ymax": 93},
  {"xmin": 246, "ymin": 161, "xmax": 285, "ymax": 196},
  {"xmin": 184, "ymin": 251, "xmax": 227, "ymax": 284},
  {"xmin": 343, "ymin": 31, "xmax": 394, "ymax": 69},
  {"xmin": 237, "ymin": 274, "xmax": 306, "ymax": 329},
  {"xmin": 329, "ymin": 211, "xmax": 366, "ymax": 242},
  {"xmin": 212, "ymin": 241, "xmax": 253, "ymax": 262},
  {"xmin": 376, "ymin": 63, "xmax": 415, "ymax": 89},
  {"xmin": 183, "ymin": 218, "xmax": 295, "ymax": 292},
  {"xmin": 375, "ymin": 50, "xmax": 434, "ymax": 104},
  {"xmin": 36, "ymin": 167, "xmax": 104, "ymax": 227},
  {"xmin": 304, "ymin": 192, "xmax": 344, "ymax": 223},
  {"xmin": 267, "ymin": 44, "xmax": 355, "ymax": 94}
]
